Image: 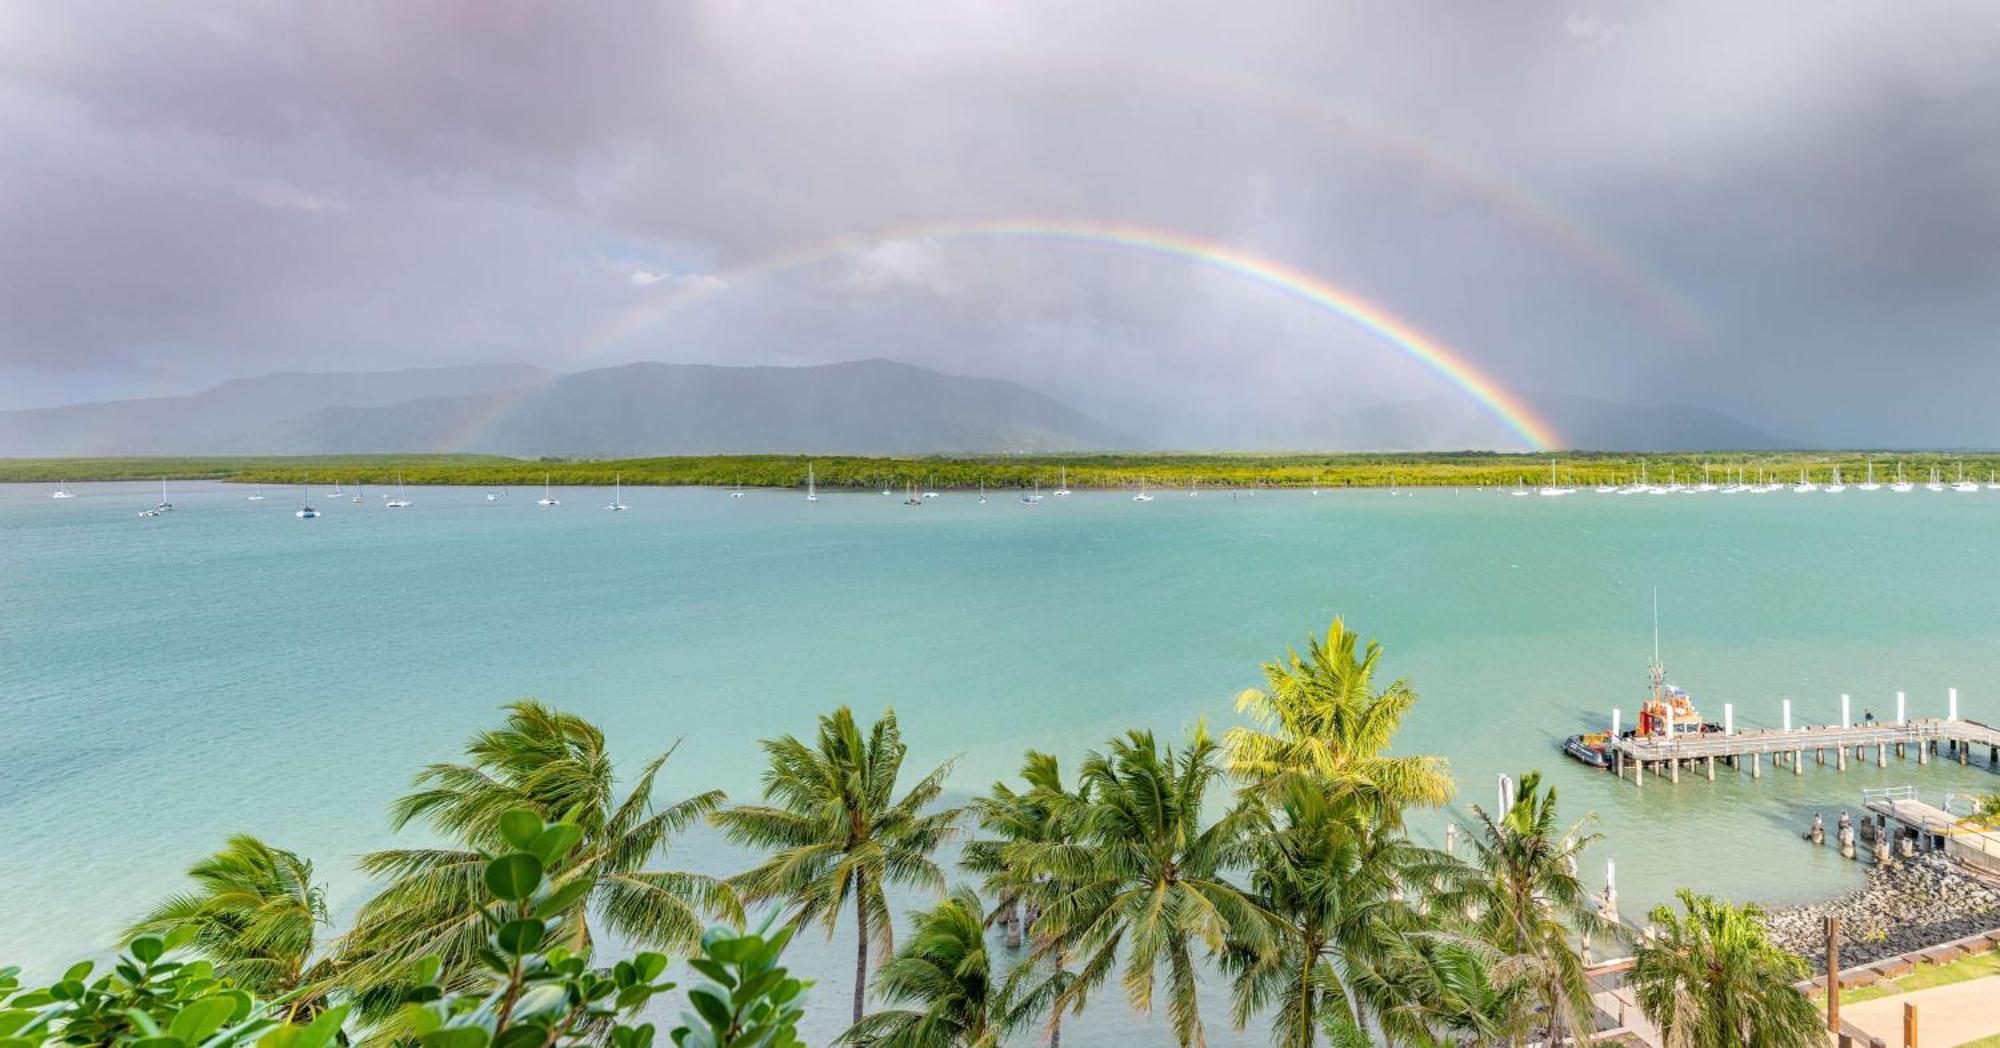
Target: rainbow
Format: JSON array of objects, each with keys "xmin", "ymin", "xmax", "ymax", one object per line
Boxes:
[{"xmin": 444, "ymin": 219, "xmax": 1562, "ymax": 451}]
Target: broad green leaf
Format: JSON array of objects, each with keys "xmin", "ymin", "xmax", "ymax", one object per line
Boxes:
[
  {"xmin": 495, "ymin": 920, "xmax": 543, "ymax": 956},
  {"xmin": 129, "ymin": 937, "xmax": 165, "ymax": 965},
  {"xmin": 528, "ymin": 824, "xmax": 583, "ymax": 867},
  {"xmin": 483, "ymin": 854, "xmax": 544, "ymax": 902},
  {"xmin": 499, "ymin": 810, "xmax": 542, "ymax": 851},
  {"xmin": 168, "ymin": 997, "xmax": 236, "ymax": 1044}
]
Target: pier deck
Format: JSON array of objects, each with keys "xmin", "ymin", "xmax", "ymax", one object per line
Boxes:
[
  {"xmin": 1603, "ymin": 714, "xmax": 2000, "ymax": 789},
  {"xmin": 1611, "ymin": 717, "xmax": 2000, "ymax": 763}
]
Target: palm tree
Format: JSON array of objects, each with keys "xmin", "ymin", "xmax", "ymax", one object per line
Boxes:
[
  {"xmin": 713, "ymin": 707, "xmax": 960, "ymax": 1025},
  {"xmin": 1350, "ymin": 934, "xmax": 1530, "ymax": 1046},
  {"xmin": 1223, "ymin": 784, "xmax": 1438, "ymax": 1047},
  {"xmin": 1961, "ymin": 791, "xmax": 2000, "ymax": 830},
  {"xmin": 1436, "ymin": 771, "xmax": 1603, "ymax": 1046},
  {"xmin": 126, "ymin": 835, "xmax": 330, "ymax": 1011},
  {"xmin": 840, "ymin": 888, "xmax": 998, "ymax": 1047},
  {"xmin": 1226, "ymin": 620, "xmax": 1452, "ymax": 822},
  {"xmin": 336, "ymin": 702, "xmax": 738, "ymax": 996},
  {"xmin": 1630, "ymin": 890, "xmax": 1821, "ymax": 1048},
  {"xmin": 1022, "ymin": 725, "xmax": 1272, "ymax": 1048},
  {"xmin": 963, "ymin": 752, "xmax": 1092, "ymax": 1048}
]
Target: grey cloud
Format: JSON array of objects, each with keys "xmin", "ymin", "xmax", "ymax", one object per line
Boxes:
[{"xmin": 1, "ymin": 1, "xmax": 1996, "ymax": 445}]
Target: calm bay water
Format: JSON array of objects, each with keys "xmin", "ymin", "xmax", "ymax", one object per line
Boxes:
[{"xmin": 6, "ymin": 480, "xmax": 2000, "ymax": 1043}]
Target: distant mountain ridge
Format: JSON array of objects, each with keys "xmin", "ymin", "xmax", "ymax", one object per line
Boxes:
[
  {"xmin": 281, "ymin": 359, "xmax": 1136, "ymax": 455},
  {"xmin": 0, "ymin": 364, "xmax": 551, "ymax": 457},
  {"xmin": 0, "ymin": 357, "xmax": 1792, "ymax": 456},
  {"xmin": 0, "ymin": 359, "xmax": 1133, "ymax": 457}
]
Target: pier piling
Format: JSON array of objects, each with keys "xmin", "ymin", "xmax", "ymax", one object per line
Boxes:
[
  {"xmin": 1705, "ymin": 755, "xmax": 1714, "ymax": 781},
  {"xmin": 1794, "ymin": 749, "xmax": 1804, "ymax": 775}
]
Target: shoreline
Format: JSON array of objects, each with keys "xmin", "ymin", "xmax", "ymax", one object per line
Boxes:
[{"xmin": 1762, "ymin": 854, "xmax": 2000, "ymax": 972}]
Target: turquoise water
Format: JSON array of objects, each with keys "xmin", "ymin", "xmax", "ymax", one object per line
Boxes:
[{"xmin": 6, "ymin": 480, "xmax": 2000, "ymax": 1043}]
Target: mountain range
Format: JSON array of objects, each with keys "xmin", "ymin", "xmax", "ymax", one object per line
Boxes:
[{"xmin": 0, "ymin": 358, "xmax": 1791, "ymax": 456}]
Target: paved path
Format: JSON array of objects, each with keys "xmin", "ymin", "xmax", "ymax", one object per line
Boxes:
[{"xmin": 1843, "ymin": 974, "xmax": 2000, "ymax": 1047}]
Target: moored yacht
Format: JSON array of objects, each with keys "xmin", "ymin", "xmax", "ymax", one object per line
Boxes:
[
  {"xmin": 605, "ymin": 474, "xmax": 629, "ymax": 511},
  {"xmin": 52, "ymin": 480, "xmax": 75, "ymax": 499},
  {"xmin": 1054, "ymin": 468, "xmax": 1071, "ymax": 497},
  {"xmin": 806, "ymin": 464, "xmax": 819, "ymax": 502},
  {"xmin": 1857, "ymin": 461, "xmax": 1881, "ymax": 491},
  {"xmin": 1891, "ymin": 462, "xmax": 1914, "ymax": 493},
  {"xmin": 536, "ymin": 473, "xmax": 559, "ymax": 506},
  {"xmin": 295, "ymin": 478, "xmax": 318, "ymax": 519},
  {"xmin": 1791, "ymin": 470, "xmax": 1818, "ymax": 493},
  {"xmin": 1538, "ymin": 459, "xmax": 1574, "ymax": 496},
  {"xmin": 385, "ymin": 472, "xmax": 412, "ymax": 508},
  {"xmin": 1824, "ymin": 465, "xmax": 1846, "ymax": 493},
  {"xmin": 1952, "ymin": 462, "xmax": 1979, "ymax": 493},
  {"xmin": 1925, "ymin": 466, "xmax": 1945, "ymax": 493}
]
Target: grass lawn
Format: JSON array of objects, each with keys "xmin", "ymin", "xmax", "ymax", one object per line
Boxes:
[{"xmin": 1814, "ymin": 950, "xmax": 2000, "ymax": 1005}]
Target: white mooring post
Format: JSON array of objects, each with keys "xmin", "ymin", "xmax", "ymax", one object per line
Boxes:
[
  {"xmin": 1724, "ymin": 703, "xmax": 1735, "ymax": 736},
  {"xmin": 1841, "ymin": 693, "xmax": 1851, "ymax": 729},
  {"xmin": 1896, "ymin": 691, "xmax": 1907, "ymax": 725},
  {"xmin": 1783, "ymin": 699, "xmax": 1793, "ymax": 733},
  {"xmin": 1949, "ymin": 687, "xmax": 1959, "ymax": 722},
  {"xmin": 1498, "ymin": 774, "xmax": 1516, "ymax": 812}
]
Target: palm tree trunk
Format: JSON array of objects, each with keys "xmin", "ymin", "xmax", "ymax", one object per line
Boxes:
[
  {"xmin": 1296, "ymin": 948, "xmax": 1317, "ymax": 1048},
  {"xmin": 853, "ymin": 885, "xmax": 870, "ymax": 1024},
  {"xmin": 1048, "ymin": 1009, "xmax": 1061, "ymax": 1048}
]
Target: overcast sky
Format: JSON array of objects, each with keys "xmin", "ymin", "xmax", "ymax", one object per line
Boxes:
[{"xmin": 2, "ymin": 2, "xmax": 1996, "ymax": 446}]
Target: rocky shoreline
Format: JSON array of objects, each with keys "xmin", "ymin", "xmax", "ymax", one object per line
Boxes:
[{"xmin": 1762, "ymin": 855, "xmax": 2000, "ymax": 971}]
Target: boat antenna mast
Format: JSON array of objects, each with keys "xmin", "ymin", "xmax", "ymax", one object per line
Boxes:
[{"xmin": 1649, "ymin": 588, "xmax": 1665, "ymax": 702}]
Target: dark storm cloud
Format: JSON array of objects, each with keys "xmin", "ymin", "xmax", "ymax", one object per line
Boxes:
[{"xmin": 1, "ymin": 1, "xmax": 1996, "ymax": 444}]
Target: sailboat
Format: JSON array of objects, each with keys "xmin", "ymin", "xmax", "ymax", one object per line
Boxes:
[
  {"xmin": 732, "ymin": 479, "xmax": 746, "ymax": 499},
  {"xmin": 1054, "ymin": 468, "xmax": 1071, "ymax": 497},
  {"xmin": 1538, "ymin": 459, "xmax": 1574, "ymax": 496},
  {"xmin": 1695, "ymin": 464, "xmax": 1718, "ymax": 493},
  {"xmin": 1022, "ymin": 479, "xmax": 1042, "ymax": 504},
  {"xmin": 1987, "ymin": 470, "xmax": 2000, "ymax": 491},
  {"xmin": 1825, "ymin": 465, "xmax": 1846, "ymax": 494},
  {"xmin": 537, "ymin": 473, "xmax": 559, "ymax": 507},
  {"xmin": 295, "ymin": 478, "xmax": 319, "ymax": 519},
  {"xmin": 606, "ymin": 474, "xmax": 629, "ymax": 511},
  {"xmin": 922, "ymin": 475, "xmax": 938, "ymax": 499},
  {"xmin": 51, "ymin": 480, "xmax": 74, "ymax": 499},
  {"xmin": 1953, "ymin": 462, "xmax": 1979, "ymax": 493},
  {"xmin": 903, "ymin": 481, "xmax": 922, "ymax": 506},
  {"xmin": 1791, "ymin": 469, "xmax": 1818, "ymax": 493},
  {"xmin": 1132, "ymin": 476, "xmax": 1154, "ymax": 502},
  {"xmin": 385, "ymin": 472, "xmax": 412, "ymax": 508},
  {"xmin": 1858, "ymin": 461, "xmax": 1881, "ymax": 492},
  {"xmin": 806, "ymin": 465, "xmax": 819, "ymax": 502},
  {"xmin": 140, "ymin": 476, "xmax": 173, "ymax": 517},
  {"xmin": 352, "ymin": 482, "xmax": 364, "ymax": 504},
  {"xmin": 1510, "ymin": 476, "xmax": 1529, "ymax": 497},
  {"xmin": 1892, "ymin": 462, "xmax": 1914, "ymax": 493},
  {"xmin": 882, "ymin": 477, "xmax": 892, "ymax": 496},
  {"xmin": 326, "ymin": 479, "xmax": 345, "ymax": 498},
  {"xmin": 1925, "ymin": 466, "xmax": 1945, "ymax": 493},
  {"xmin": 978, "ymin": 480, "xmax": 988, "ymax": 504},
  {"xmin": 244, "ymin": 484, "xmax": 264, "ymax": 501},
  {"xmin": 486, "ymin": 486, "xmax": 504, "ymax": 501}
]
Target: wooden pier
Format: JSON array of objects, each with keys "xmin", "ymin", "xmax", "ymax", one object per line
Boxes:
[{"xmin": 1604, "ymin": 689, "xmax": 2000, "ymax": 789}]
